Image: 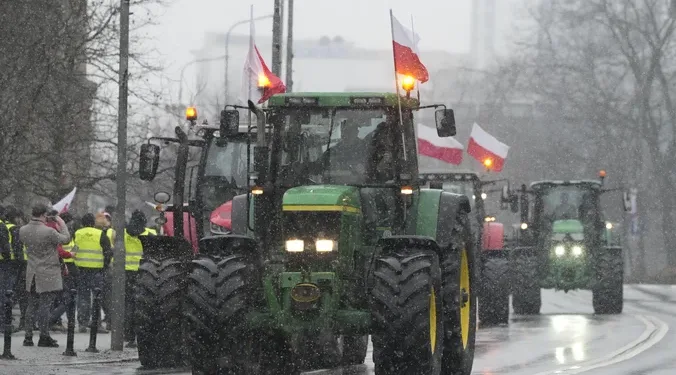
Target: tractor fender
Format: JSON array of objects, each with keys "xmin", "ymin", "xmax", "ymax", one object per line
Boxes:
[
  {"xmin": 435, "ymin": 192, "xmax": 471, "ymax": 250},
  {"xmin": 139, "ymin": 235, "xmax": 193, "ymax": 261},
  {"xmin": 377, "ymin": 235, "xmax": 442, "ymax": 258},
  {"xmin": 199, "ymin": 235, "xmax": 259, "ymax": 261},
  {"xmin": 482, "ymin": 222, "xmax": 504, "ymax": 251}
]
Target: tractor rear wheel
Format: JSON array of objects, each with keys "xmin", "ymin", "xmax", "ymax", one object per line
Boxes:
[
  {"xmin": 593, "ymin": 251, "xmax": 623, "ymax": 314},
  {"xmin": 185, "ymin": 254, "xmax": 255, "ymax": 374},
  {"xmin": 135, "ymin": 257, "xmax": 187, "ymax": 369},
  {"xmin": 479, "ymin": 257, "xmax": 510, "ymax": 325},
  {"xmin": 511, "ymin": 256, "xmax": 541, "ymax": 315},
  {"xmin": 370, "ymin": 250, "xmax": 444, "ymax": 375},
  {"xmin": 441, "ymin": 213, "xmax": 478, "ymax": 375}
]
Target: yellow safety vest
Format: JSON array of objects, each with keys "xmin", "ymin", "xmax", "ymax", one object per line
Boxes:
[
  {"xmin": 105, "ymin": 228, "xmax": 116, "ymax": 248},
  {"xmin": 74, "ymin": 227, "xmax": 104, "ymax": 269},
  {"xmin": 2, "ymin": 223, "xmax": 25, "ymax": 260},
  {"xmin": 123, "ymin": 228, "xmax": 157, "ymax": 271},
  {"xmin": 62, "ymin": 239, "xmax": 75, "ymax": 263}
]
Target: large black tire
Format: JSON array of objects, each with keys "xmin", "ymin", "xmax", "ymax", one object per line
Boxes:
[
  {"xmin": 441, "ymin": 214, "xmax": 478, "ymax": 375},
  {"xmin": 511, "ymin": 255, "xmax": 541, "ymax": 315},
  {"xmin": 593, "ymin": 250, "xmax": 623, "ymax": 314},
  {"xmin": 478, "ymin": 257, "xmax": 510, "ymax": 325},
  {"xmin": 185, "ymin": 254, "xmax": 255, "ymax": 374},
  {"xmin": 370, "ymin": 250, "xmax": 444, "ymax": 375},
  {"xmin": 135, "ymin": 257, "xmax": 187, "ymax": 369}
]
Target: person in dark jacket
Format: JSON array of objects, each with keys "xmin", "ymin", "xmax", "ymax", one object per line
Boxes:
[
  {"xmin": 73, "ymin": 213, "xmax": 112, "ymax": 333},
  {"xmin": 0, "ymin": 206, "xmax": 25, "ymax": 331},
  {"xmin": 48, "ymin": 211, "xmax": 78, "ymax": 330},
  {"xmin": 14, "ymin": 211, "xmax": 30, "ymax": 331}
]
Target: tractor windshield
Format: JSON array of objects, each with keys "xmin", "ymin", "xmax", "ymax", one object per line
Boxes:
[
  {"xmin": 274, "ymin": 107, "xmax": 404, "ymax": 186},
  {"xmin": 201, "ymin": 136, "xmax": 250, "ymax": 213},
  {"xmin": 535, "ymin": 185, "xmax": 600, "ymax": 226}
]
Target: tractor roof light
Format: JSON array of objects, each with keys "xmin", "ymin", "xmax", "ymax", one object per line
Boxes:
[
  {"xmin": 186, "ymin": 106, "xmax": 197, "ymax": 121},
  {"xmin": 251, "ymin": 186, "xmax": 264, "ymax": 195},
  {"xmin": 401, "ymin": 75, "xmax": 415, "ymax": 93},
  {"xmin": 400, "ymin": 185, "xmax": 414, "ymax": 195},
  {"xmin": 484, "ymin": 216, "xmax": 496, "ymax": 222},
  {"xmin": 258, "ymin": 73, "xmax": 271, "ymax": 88},
  {"xmin": 599, "ymin": 170, "xmax": 606, "ymax": 178}
]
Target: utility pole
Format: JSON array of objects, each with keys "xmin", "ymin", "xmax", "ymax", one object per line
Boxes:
[
  {"xmin": 285, "ymin": 0, "xmax": 294, "ymax": 91},
  {"xmin": 111, "ymin": 0, "xmax": 130, "ymax": 351},
  {"xmin": 271, "ymin": 0, "xmax": 283, "ymax": 76}
]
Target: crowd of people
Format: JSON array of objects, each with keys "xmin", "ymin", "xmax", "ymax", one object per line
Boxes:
[{"xmin": 0, "ymin": 202, "xmax": 157, "ymax": 348}]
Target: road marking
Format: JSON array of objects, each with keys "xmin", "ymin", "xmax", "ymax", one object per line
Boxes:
[{"xmin": 534, "ymin": 314, "xmax": 668, "ymax": 375}]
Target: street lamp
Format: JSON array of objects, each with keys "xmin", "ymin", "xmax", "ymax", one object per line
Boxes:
[
  {"xmin": 224, "ymin": 14, "xmax": 273, "ymax": 103},
  {"xmin": 178, "ymin": 55, "xmax": 226, "ymax": 105}
]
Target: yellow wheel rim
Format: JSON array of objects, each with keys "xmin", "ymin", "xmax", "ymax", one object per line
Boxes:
[
  {"xmin": 429, "ymin": 287, "xmax": 437, "ymax": 354},
  {"xmin": 460, "ymin": 248, "xmax": 470, "ymax": 349}
]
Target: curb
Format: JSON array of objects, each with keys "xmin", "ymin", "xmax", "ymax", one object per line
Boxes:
[{"xmin": 50, "ymin": 356, "xmax": 140, "ymax": 366}]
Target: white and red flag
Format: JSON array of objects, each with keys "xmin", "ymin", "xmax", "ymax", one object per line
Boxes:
[
  {"xmin": 467, "ymin": 123, "xmax": 510, "ymax": 172},
  {"xmin": 417, "ymin": 124, "xmax": 463, "ymax": 165},
  {"xmin": 390, "ymin": 11, "xmax": 429, "ymax": 83},
  {"xmin": 240, "ymin": 8, "xmax": 285, "ymax": 104},
  {"xmin": 52, "ymin": 187, "xmax": 77, "ymax": 213}
]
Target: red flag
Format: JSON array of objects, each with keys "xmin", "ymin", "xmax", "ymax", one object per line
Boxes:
[
  {"xmin": 417, "ymin": 124, "xmax": 463, "ymax": 165},
  {"xmin": 391, "ymin": 12, "xmax": 429, "ymax": 83},
  {"xmin": 241, "ymin": 14, "xmax": 285, "ymax": 104},
  {"xmin": 467, "ymin": 123, "xmax": 510, "ymax": 172}
]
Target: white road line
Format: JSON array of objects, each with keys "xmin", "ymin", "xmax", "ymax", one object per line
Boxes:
[{"xmin": 534, "ymin": 314, "xmax": 669, "ymax": 375}]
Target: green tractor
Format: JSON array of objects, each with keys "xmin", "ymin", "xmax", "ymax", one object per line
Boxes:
[
  {"xmin": 136, "ymin": 92, "xmax": 479, "ymax": 374},
  {"xmin": 419, "ymin": 171, "xmax": 515, "ymax": 325},
  {"xmin": 504, "ymin": 172, "xmax": 627, "ymax": 315}
]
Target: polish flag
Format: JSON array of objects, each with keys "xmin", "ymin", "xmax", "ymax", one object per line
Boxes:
[
  {"xmin": 391, "ymin": 12, "xmax": 429, "ymax": 83},
  {"xmin": 417, "ymin": 124, "xmax": 463, "ymax": 165},
  {"xmin": 240, "ymin": 12, "xmax": 285, "ymax": 104},
  {"xmin": 52, "ymin": 187, "xmax": 77, "ymax": 213},
  {"xmin": 467, "ymin": 123, "xmax": 510, "ymax": 172}
]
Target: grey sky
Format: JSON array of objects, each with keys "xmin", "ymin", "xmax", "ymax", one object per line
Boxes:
[{"xmin": 154, "ymin": 0, "xmax": 473, "ymax": 74}]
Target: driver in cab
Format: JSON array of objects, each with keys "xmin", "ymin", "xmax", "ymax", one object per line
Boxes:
[{"xmin": 551, "ymin": 192, "xmax": 578, "ymax": 220}]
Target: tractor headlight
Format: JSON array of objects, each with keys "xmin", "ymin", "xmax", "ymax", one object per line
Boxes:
[
  {"xmin": 571, "ymin": 245, "xmax": 583, "ymax": 257},
  {"xmin": 285, "ymin": 239, "xmax": 305, "ymax": 252},
  {"xmin": 554, "ymin": 245, "xmax": 565, "ymax": 257},
  {"xmin": 315, "ymin": 239, "xmax": 335, "ymax": 252}
]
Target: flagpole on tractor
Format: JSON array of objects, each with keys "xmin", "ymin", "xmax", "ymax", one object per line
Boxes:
[
  {"xmin": 389, "ymin": 9, "xmax": 407, "ymax": 162},
  {"xmin": 410, "ymin": 15, "xmax": 421, "ymax": 103},
  {"xmin": 248, "ymin": 5, "xmax": 254, "ymax": 130}
]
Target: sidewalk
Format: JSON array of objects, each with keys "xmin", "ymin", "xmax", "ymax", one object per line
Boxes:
[{"xmin": 0, "ymin": 330, "xmax": 139, "ymax": 367}]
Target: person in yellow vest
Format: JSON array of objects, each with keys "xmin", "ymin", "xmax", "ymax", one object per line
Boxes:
[
  {"xmin": 123, "ymin": 210, "xmax": 156, "ymax": 347},
  {"xmin": 73, "ymin": 213, "xmax": 112, "ymax": 334},
  {"xmin": 0, "ymin": 206, "xmax": 26, "ymax": 331}
]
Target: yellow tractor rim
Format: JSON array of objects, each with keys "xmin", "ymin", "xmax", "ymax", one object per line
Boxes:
[
  {"xmin": 460, "ymin": 248, "xmax": 470, "ymax": 349},
  {"xmin": 430, "ymin": 287, "xmax": 437, "ymax": 354}
]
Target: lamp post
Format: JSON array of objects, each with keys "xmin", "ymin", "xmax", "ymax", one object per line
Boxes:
[
  {"xmin": 224, "ymin": 14, "xmax": 273, "ymax": 103},
  {"xmin": 178, "ymin": 55, "xmax": 226, "ymax": 106}
]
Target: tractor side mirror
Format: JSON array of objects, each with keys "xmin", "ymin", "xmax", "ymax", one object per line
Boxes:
[
  {"xmin": 510, "ymin": 195, "xmax": 519, "ymax": 213},
  {"xmin": 154, "ymin": 191, "xmax": 171, "ymax": 204},
  {"xmin": 139, "ymin": 143, "xmax": 160, "ymax": 181},
  {"xmin": 220, "ymin": 109, "xmax": 240, "ymax": 136},
  {"xmin": 435, "ymin": 108, "xmax": 456, "ymax": 137},
  {"xmin": 519, "ymin": 185, "xmax": 529, "ymax": 224},
  {"xmin": 622, "ymin": 191, "xmax": 632, "ymax": 212}
]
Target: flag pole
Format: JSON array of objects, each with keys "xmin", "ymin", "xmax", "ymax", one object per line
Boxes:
[
  {"xmin": 411, "ymin": 14, "xmax": 421, "ymax": 103},
  {"xmin": 389, "ymin": 9, "xmax": 407, "ymax": 162},
  {"xmin": 248, "ymin": 5, "xmax": 253, "ymax": 130}
]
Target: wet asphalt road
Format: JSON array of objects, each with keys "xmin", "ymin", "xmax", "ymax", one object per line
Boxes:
[{"xmin": 4, "ymin": 284, "xmax": 675, "ymax": 375}]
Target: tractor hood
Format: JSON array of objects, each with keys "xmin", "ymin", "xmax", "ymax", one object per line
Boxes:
[
  {"xmin": 282, "ymin": 185, "xmax": 361, "ymax": 211},
  {"xmin": 551, "ymin": 219, "xmax": 584, "ymax": 241}
]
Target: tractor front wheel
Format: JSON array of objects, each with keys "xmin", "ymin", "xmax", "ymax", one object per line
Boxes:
[
  {"xmin": 593, "ymin": 250, "xmax": 623, "ymax": 314},
  {"xmin": 135, "ymin": 257, "xmax": 187, "ymax": 369},
  {"xmin": 479, "ymin": 257, "xmax": 510, "ymax": 325},
  {"xmin": 185, "ymin": 254, "xmax": 255, "ymax": 374},
  {"xmin": 370, "ymin": 250, "xmax": 444, "ymax": 375},
  {"xmin": 511, "ymin": 256, "xmax": 541, "ymax": 315},
  {"xmin": 441, "ymin": 214, "xmax": 478, "ymax": 375}
]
